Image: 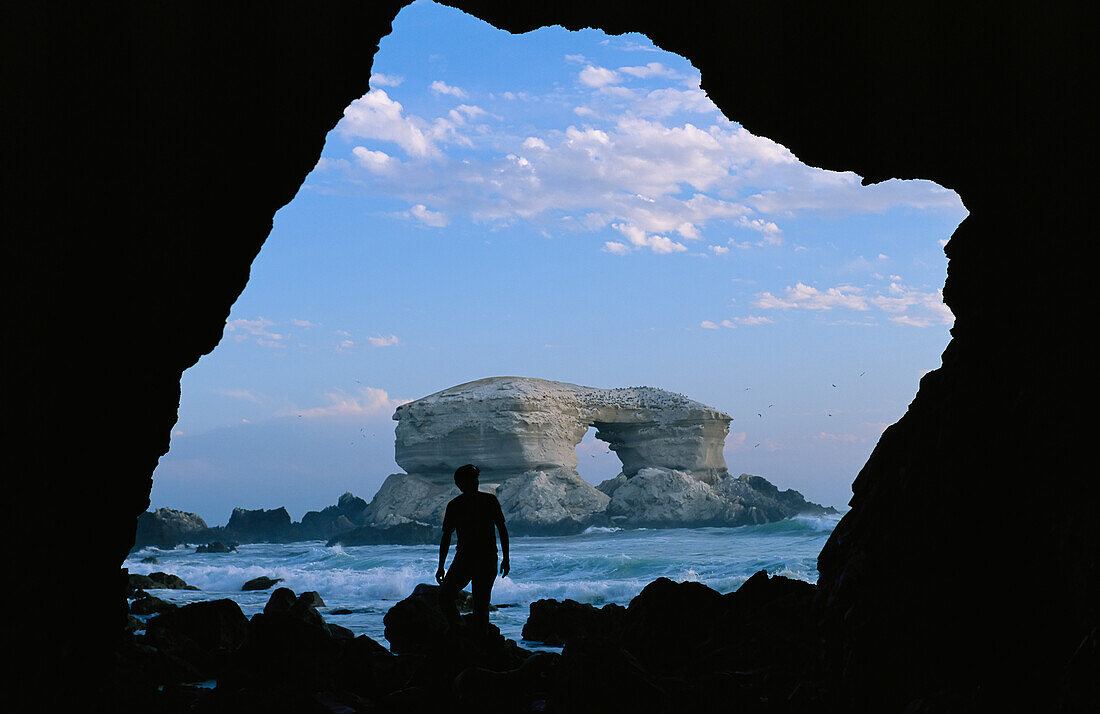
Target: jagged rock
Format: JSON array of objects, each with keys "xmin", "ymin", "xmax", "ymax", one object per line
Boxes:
[
  {"xmin": 224, "ymin": 507, "xmax": 294, "ymax": 542},
  {"xmin": 522, "ymin": 599, "xmax": 626, "ymax": 646},
  {"xmin": 133, "ymin": 508, "xmax": 210, "ymax": 549},
  {"xmin": 195, "ymin": 540, "xmax": 236, "ymax": 553},
  {"xmin": 127, "ymin": 572, "xmax": 198, "ymax": 592},
  {"xmin": 326, "ymin": 520, "xmax": 438, "ymax": 546},
  {"xmin": 496, "ymin": 469, "xmax": 610, "ymax": 534},
  {"xmin": 145, "ymin": 599, "xmax": 249, "ymax": 677},
  {"xmin": 361, "ymin": 473, "xmax": 457, "ymax": 528},
  {"xmin": 130, "ymin": 593, "xmax": 178, "ymax": 616},
  {"xmin": 603, "ymin": 470, "xmax": 835, "ymax": 527},
  {"xmin": 604, "ymin": 468, "xmax": 733, "ymax": 526},
  {"xmin": 382, "ymin": 583, "xmax": 502, "ymax": 655},
  {"xmin": 241, "ymin": 575, "xmax": 282, "ymax": 591},
  {"xmin": 299, "ymin": 492, "xmax": 369, "ymax": 540}
]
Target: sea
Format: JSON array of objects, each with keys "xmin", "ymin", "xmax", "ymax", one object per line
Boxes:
[{"xmin": 125, "ymin": 514, "xmax": 841, "ymax": 649}]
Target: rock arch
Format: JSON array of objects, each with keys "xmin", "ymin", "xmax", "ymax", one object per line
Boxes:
[{"xmin": 392, "ymin": 376, "xmax": 732, "ymax": 485}]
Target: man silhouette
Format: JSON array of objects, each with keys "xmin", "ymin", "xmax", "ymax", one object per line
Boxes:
[{"xmin": 435, "ymin": 464, "xmax": 509, "ymax": 631}]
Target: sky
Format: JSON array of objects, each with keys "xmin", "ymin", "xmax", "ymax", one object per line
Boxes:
[{"xmin": 150, "ymin": 0, "xmax": 967, "ymax": 525}]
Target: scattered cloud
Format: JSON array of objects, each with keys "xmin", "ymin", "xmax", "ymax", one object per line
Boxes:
[
  {"xmin": 370, "ymin": 73, "xmax": 404, "ymax": 87},
  {"xmin": 225, "ymin": 317, "xmax": 286, "ymax": 347},
  {"xmin": 578, "ymin": 65, "xmax": 621, "ymax": 88},
  {"xmin": 753, "ymin": 281, "xmax": 953, "ymax": 327},
  {"xmin": 367, "ymin": 334, "xmax": 401, "ymax": 348},
  {"xmin": 404, "ymin": 204, "xmax": 448, "ymax": 227},
  {"xmin": 700, "ymin": 320, "xmax": 719, "ymax": 330},
  {"xmin": 216, "ymin": 388, "xmax": 262, "ymax": 403},
  {"xmin": 430, "ymin": 80, "xmax": 467, "ymax": 98},
  {"xmin": 289, "ymin": 386, "xmax": 410, "ymax": 419}
]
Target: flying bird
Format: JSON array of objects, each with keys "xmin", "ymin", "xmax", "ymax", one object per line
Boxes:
[
  {"xmin": 754, "ymin": 443, "xmax": 760, "ymax": 448},
  {"xmin": 757, "ymin": 413, "xmax": 762, "ymax": 418}
]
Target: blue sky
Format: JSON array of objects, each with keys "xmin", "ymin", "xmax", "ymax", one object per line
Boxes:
[{"xmin": 151, "ymin": 1, "xmax": 967, "ymax": 524}]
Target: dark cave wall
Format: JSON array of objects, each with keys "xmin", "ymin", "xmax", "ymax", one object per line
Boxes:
[{"xmin": 10, "ymin": 1, "xmax": 1092, "ymax": 710}]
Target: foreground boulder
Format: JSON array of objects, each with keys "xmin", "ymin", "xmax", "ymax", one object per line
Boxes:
[
  {"xmin": 522, "ymin": 598, "xmax": 626, "ymax": 646},
  {"xmin": 241, "ymin": 575, "xmax": 282, "ymax": 591},
  {"xmin": 126, "ymin": 571, "xmax": 198, "ymax": 593}
]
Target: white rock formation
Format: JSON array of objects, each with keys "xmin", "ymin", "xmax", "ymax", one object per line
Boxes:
[
  {"xmin": 359, "ymin": 376, "xmax": 832, "ymax": 535},
  {"xmin": 392, "ymin": 376, "xmax": 732, "ymax": 485}
]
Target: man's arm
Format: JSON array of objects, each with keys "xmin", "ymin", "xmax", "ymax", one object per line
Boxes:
[
  {"xmin": 436, "ymin": 530, "xmax": 451, "ymax": 584},
  {"xmin": 498, "ymin": 521, "xmax": 509, "ymax": 577}
]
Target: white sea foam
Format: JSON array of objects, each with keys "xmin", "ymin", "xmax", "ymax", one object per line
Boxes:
[{"xmin": 124, "ymin": 520, "xmax": 837, "ymax": 644}]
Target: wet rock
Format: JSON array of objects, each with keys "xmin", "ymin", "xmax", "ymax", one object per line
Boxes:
[
  {"xmin": 127, "ymin": 571, "xmax": 198, "ymax": 592},
  {"xmin": 326, "ymin": 520, "xmax": 438, "ymax": 546},
  {"xmin": 130, "ymin": 592, "xmax": 178, "ymax": 616},
  {"xmin": 195, "ymin": 540, "xmax": 236, "ymax": 553},
  {"xmin": 522, "ymin": 598, "xmax": 625, "ymax": 646},
  {"xmin": 242, "ymin": 575, "xmax": 282, "ymax": 591},
  {"xmin": 620, "ymin": 577, "xmax": 726, "ymax": 674}
]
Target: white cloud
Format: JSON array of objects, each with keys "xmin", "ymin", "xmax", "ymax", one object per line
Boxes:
[
  {"xmin": 370, "ymin": 73, "xmax": 404, "ymax": 87},
  {"xmin": 720, "ymin": 316, "xmax": 774, "ymax": 327},
  {"xmin": 291, "ymin": 387, "xmax": 410, "ymax": 419},
  {"xmin": 339, "ymin": 90, "xmax": 438, "ymax": 158},
  {"xmin": 754, "ymin": 281, "xmax": 953, "ymax": 327},
  {"xmin": 216, "ymin": 388, "xmax": 262, "ymax": 403},
  {"xmin": 290, "ymin": 319, "xmax": 319, "ymax": 328},
  {"xmin": 352, "ymin": 146, "xmax": 397, "ymax": 173},
  {"xmin": 405, "ymin": 204, "xmax": 448, "ymax": 227},
  {"xmin": 367, "ymin": 334, "xmax": 401, "ymax": 348},
  {"xmin": 755, "ymin": 283, "xmax": 869, "ymax": 311},
  {"xmin": 578, "ymin": 65, "xmax": 621, "ymax": 88},
  {"xmin": 603, "ymin": 241, "xmax": 630, "ymax": 255},
  {"xmin": 700, "ymin": 320, "xmax": 719, "ymax": 329},
  {"xmin": 430, "ymin": 80, "xmax": 467, "ymax": 98},
  {"xmin": 618, "ymin": 62, "xmax": 681, "ymax": 80},
  {"xmin": 225, "ymin": 317, "xmax": 286, "ymax": 347},
  {"xmin": 709, "ymin": 245, "xmax": 729, "ymax": 255}
]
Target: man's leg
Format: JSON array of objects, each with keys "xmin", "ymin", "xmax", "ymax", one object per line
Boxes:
[
  {"xmin": 438, "ymin": 556, "xmax": 473, "ymax": 626},
  {"xmin": 469, "ymin": 556, "xmax": 498, "ymax": 631}
]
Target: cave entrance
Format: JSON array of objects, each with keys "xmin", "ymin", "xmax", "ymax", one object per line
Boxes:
[
  {"xmin": 575, "ymin": 425, "xmax": 621, "ymax": 487},
  {"xmin": 148, "ymin": 0, "xmax": 964, "ymax": 541}
]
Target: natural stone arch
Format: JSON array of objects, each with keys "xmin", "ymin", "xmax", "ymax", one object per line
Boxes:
[{"xmin": 392, "ymin": 377, "xmax": 733, "ymax": 485}]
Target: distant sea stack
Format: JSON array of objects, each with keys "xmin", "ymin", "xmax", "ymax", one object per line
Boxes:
[{"xmin": 363, "ymin": 377, "xmax": 835, "ymax": 534}]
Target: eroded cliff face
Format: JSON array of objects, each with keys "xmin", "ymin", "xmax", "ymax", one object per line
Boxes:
[{"xmin": 14, "ymin": 1, "xmax": 1092, "ymax": 710}]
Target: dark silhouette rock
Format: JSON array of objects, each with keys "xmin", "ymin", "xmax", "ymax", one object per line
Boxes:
[
  {"xmin": 224, "ymin": 507, "xmax": 294, "ymax": 542},
  {"xmin": 382, "ymin": 584, "xmax": 451, "ymax": 655},
  {"xmin": 133, "ymin": 508, "xmax": 211, "ymax": 549},
  {"xmin": 557, "ymin": 636, "xmax": 664, "ymax": 713},
  {"xmin": 620, "ymin": 577, "xmax": 726, "ymax": 674},
  {"xmin": 241, "ymin": 575, "xmax": 282, "ymax": 591},
  {"xmin": 297, "ymin": 590, "xmax": 325, "ymax": 608},
  {"xmin": 521, "ymin": 598, "xmax": 625, "ymax": 646},
  {"xmin": 262, "ymin": 587, "xmax": 298, "ymax": 615},
  {"xmin": 195, "ymin": 540, "xmax": 236, "ymax": 553},
  {"xmin": 127, "ymin": 571, "xmax": 198, "ymax": 593},
  {"xmin": 129, "ymin": 593, "xmax": 178, "ymax": 616},
  {"xmin": 326, "ymin": 520, "xmax": 438, "ymax": 546}
]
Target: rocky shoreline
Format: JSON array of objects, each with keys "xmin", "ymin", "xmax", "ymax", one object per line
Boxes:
[
  {"xmin": 134, "ymin": 473, "xmax": 835, "ymax": 551},
  {"xmin": 118, "ymin": 568, "xmax": 827, "ymax": 712}
]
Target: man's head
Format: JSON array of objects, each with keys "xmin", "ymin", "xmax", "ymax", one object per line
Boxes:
[{"xmin": 454, "ymin": 464, "xmax": 480, "ymax": 493}]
